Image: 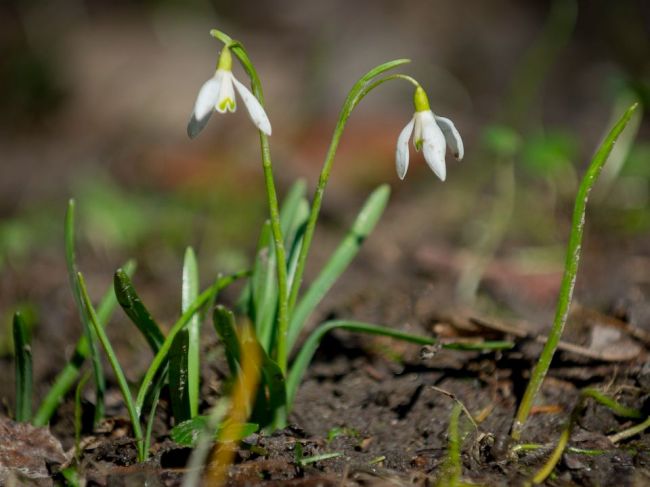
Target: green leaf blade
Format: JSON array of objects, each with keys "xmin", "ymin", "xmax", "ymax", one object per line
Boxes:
[
  {"xmin": 32, "ymin": 260, "xmax": 135, "ymax": 427},
  {"xmin": 170, "ymin": 247, "xmax": 201, "ymax": 422},
  {"xmin": 65, "ymin": 199, "xmax": 105, "ymax": 425},
  {"xmin": 13, "ymin": 312, "xmax": 33, "ymax": 422},
  {"xmin": 77, "ymin": 272, "xmax": 145, "ymax": 461},
  {"xmin": 171, "ymin": 416, "xmax": 258, "ymax": 446},
  {"xmin": 114, "ymin": 269, "xmax": 165, "ymax": 354}
]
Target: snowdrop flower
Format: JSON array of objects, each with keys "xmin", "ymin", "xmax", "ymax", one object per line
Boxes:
[
  {"xmin": 395, "ymin": 86, "xmax": 463, "ymax": 181},
  {"xmin": 188, "ymin": 46, "xmax": 272, "ymax": 138}
]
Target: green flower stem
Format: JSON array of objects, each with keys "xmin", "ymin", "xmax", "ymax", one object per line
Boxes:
[
  {"xmin": 259, "ymin": 132, "xmax": 290, "ymax": 372},
  {"xmin": 211, "ymin": 29, "xmax": 290, "ymax": 373},
  {"xmin": 286, "ymin": 62, "xmax": 411, "ymax": 321},
  {"xmin": 511, "ymin": 103, "xmax": 639, "ymax": 441}
]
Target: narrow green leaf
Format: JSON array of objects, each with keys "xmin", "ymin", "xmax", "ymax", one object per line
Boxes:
[
  {"xmin": 13, "ymin": 312, "xmax": 32, "ymax": 422},
  {"xmin": 582, "ymin": 387, "xmax": 643, "ymax": 419},
  {"xmin": 143, "ymin": 376, "xmax": 163, "ymax": 457},
  {"xmin": 171, "ymin": 416, "xmax": 258, "ymax": 446},
  {"xmin": 65, "ymin": 199, "xmax": 105, "ymax": 425},
  {"xmin": 296, "ymin": 451, "xmax": 343, "ymax": 466},
  {"xmin": 212, "ymin": 305, "xmax": 286, "ymax": 428},
  {"xmin": 32, "ymin": 260, "xmax": 135, "ymax": 427},
  {"xmin": 279, "ymin": 180, "xmax": 308, "ymax": 245},
  {"xmin": 287, "ymin": 320, "xmax": 512, "ymax": 407},
  {"xmin": 169, "ymin": 335, "xmax": 191, "ymax": 423},
  {"xmin": 183, "ymin": 248, "xmax": 201, "ymax": 419},
  {"xmin": 114, "ymin": 269, "xmax": 164, "ymax": 353},
  {"xmin": 135, "ymin": 271, "xmax": 249, "ymax": 417},
  {"xmin": 286, "ymin": 201, "xmax": 309, "ymax": 292},
  {"xmin": 251, "ymin": 222, "xmax": 277, "ymax": 351},
  {"xmin": 288, "ymin": 185, "xmax": 390, "ymax": 350},
  {"xmin": 256, "ymin": 344, "xmax": 287, "ymax": 426},
  {"xmin": 169, "ymin": 247, "xmax": 200, "ymax": 422},
  {"xmin": 513, "ymin": 102, "xmax": 640, "ymax": 439},
  {"xmin": 213, "ymin": 305, "xmax": 241, "ymax": 375},
  {"xmin": 74, "ymin": 371, "xmax": 91, "ymax": 460},
  {"xmin": 77, "ymin": 272, "xmax": 145, "ymax": 461}
]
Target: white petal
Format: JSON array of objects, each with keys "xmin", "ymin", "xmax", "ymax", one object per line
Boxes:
[
  {"xmin": 395, "ymin": 117, "xmax": 415, "ymax": 180},
  {"xmin": 192, "ymin": 76, "xmax": 221, "ymax": 121},
  {"xmin": 421, "ymin": 116, "xmax": 447, "ymax": 181},
  {"xmin": 232, "ymin": 76, "xmax": 272, "ymax": 135},
  {"xmin": 216, "ymin": 71, "xmax": 236, "ymax": 113},
  {"xmin": 435, "ymin": 115, "xmax": 464, "ymax": 160}
]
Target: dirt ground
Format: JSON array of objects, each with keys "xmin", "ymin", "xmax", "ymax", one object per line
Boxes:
[{"xmin": 1, "ymin": 199, "xmax": 649, "ymax": 486}]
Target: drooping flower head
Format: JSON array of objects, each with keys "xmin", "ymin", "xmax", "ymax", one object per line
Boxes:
[
  {"xmin": 188, "ymin": 46, "xmax": 272, "ymax": 138},
  {"xmin": 395, "ymin": 86, "xmax": 463, "ymax": 181}
]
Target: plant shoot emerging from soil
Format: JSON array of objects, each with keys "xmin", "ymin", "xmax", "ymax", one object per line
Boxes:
[
  {"xmin": 11, "ymin": 22, "xmax": 645, "ymax": 487},
  {"xmin": 9, "ymin": 28, "xmax": 514, "ymax": 477}
]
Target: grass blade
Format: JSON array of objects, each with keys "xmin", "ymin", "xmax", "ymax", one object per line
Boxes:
[
  {"xmin": 65, "ymin": 199, "xmax": 105, "ymax": 424},
  {"xmin": 213, "ymin": 305, "xmax": 241, "ymax": 375},
  {"xmin": 285, "ymin": 203, "xmax": 309, "ymax": 293},
  {"xmin": 512, "ymin": 102, "xmax": 640, "ymax": 440},
  {"xmin": 32, "ymin": 260, "xmax": 135, "ymax": 427},
  {"xmin": 74, "ymin": 371, "xmax": 91, "ymax": 460},
  {"xmin": 254, "ymin": 342, "xmax": 287, "ymax": 429},
  {"xmin": 251, "ymin": 222, "xmax": 277, "ymax": 351},
  {"xmin": 171, "ymin": 416, "xmax": 258, "ymax": 446},
  {"xmin": 279, "ymin": 180, "xmax": 307, "ymax": 246},
  {"xmin": 287, "ymin": 185, "xmax": 390, "ymax": 351},
  {"xmin": 170, "ymin": 247, "xmax": 200, "ymax": 422},
  {"xmin": 287, "ymin": 320, "xmax": 512, "ymax": 407},
  {"xmin": 13, "ymin": 312, "xmax": 32, "ymax": 422},
  {"xmin": 143, "ymin": 376, "xmax": 163, "ymax": 457},
  {"xmin": 77, "ymin": 272, "xmax": 145, "ymax": 461},
  {"xmin": 183, "ymin": 247, "xmax": 200, "ymax": 419},
  {"xmin": 135, "ymin": 271, "xmax": 249, "ymax": 417},
  {"xmin": 114, "ymin": 268, "xmax": 164, "ymax": 353},
  {"xmin": 212, "ymin": 305, "xmax": 286, "ymax": 429}
]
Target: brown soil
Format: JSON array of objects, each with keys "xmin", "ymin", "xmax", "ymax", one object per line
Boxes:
[{"xmin": 2, "ymin": 225, "xmax": 649, "ymax": 486}]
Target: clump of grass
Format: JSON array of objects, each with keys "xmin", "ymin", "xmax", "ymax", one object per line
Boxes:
[
  {"xmin": 527, "ymin": 386, "xmax": 643, "ymax": 484},
  {"xmin": 11, "ymin": 27, "xmax": 514, "ymax": 476}
]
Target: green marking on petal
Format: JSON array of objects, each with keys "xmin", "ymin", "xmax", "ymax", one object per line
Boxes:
[
  {"xmin": 415, "ymin": 138, "xmax": 423, "ymax": 151},
  {"xmin": 219, "ymin": 98, "xmax": 236, "ymax": 112}
]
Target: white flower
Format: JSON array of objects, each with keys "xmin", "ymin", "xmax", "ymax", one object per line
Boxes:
[
  {"xmin": 188, "ymin": 47, "xmax": 272, "ymax": 138},
  {"xmin": 395, "ymin": 87, "xmax": 463, "ymax": 181}
]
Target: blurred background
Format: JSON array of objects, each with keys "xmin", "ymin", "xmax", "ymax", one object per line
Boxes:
[{"xmin": 0, "ymin": 0, "xmax": 649, "ymax": 373}]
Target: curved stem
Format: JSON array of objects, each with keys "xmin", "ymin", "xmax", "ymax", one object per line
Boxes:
[
  {"xmin": 212, "ymin": 30, "xmax": 290, "ymax": 372},
  {"xmin": 286, "ymin": 67, "xmax": 413, "ymax": 321},
  {"xmin": 511, "ymin": 103, "xmax": 639, "ymax": 441}
]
